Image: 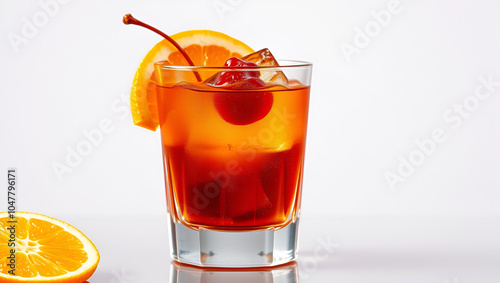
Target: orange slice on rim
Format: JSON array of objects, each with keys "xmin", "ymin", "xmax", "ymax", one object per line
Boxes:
[{"xmin": 130, "ymin": 30, "xmax": 254, "ymax": 131}]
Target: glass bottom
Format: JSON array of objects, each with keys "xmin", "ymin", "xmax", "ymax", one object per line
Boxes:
[
  {"xmin": 167, "ymin": 214, "xmax": 300, "ymax": 267},
  {"xmin": 170, "ymin": 260, "xmax": 298, "ymax": 283}
]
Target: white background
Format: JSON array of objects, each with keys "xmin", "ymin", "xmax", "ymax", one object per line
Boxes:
[
  {"xmin": 1, "ymin": 1, "xmax": 500, "ymax": 281},
  {"xmin": 1, "ymin": 0, "xmax": 499, "ymax": 219}
]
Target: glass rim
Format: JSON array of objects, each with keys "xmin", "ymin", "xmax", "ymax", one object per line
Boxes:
[{"xmin": 154, "ymin": 59, "xmax": 312, "ymax": 71}]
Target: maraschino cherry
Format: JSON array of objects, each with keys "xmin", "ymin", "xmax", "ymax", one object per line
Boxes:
[{"xmin": 213, "ymin": 57, "xmax": 273, "ymax": 125}]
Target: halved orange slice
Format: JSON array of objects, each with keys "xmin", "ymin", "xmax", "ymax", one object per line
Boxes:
[
  {"xmin": 0, "ymin": 211, "xmax": 99, "ymax": 282},
  {"xmin": 130, "ymin": 30, "xmax": 254, "ymax": 131}
]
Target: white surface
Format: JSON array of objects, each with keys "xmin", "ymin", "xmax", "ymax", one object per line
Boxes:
[{"xmin": 66, "ymin": 214, "xmax": 500, "ymax": 282}]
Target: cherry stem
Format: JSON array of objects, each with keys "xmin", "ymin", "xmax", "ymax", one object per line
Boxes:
[{"xmin": 123, "ymin": 14, "xmax": 202, "ymax": 82}]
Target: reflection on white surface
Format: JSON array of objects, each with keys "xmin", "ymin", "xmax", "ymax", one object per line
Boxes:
[
  {"xmin": 73, "ymin": 214, "xmax": 500, "ymax": 282},
  {"xmin": 170, "ymin": 261, "xmax": 298, "ymax": 283}
]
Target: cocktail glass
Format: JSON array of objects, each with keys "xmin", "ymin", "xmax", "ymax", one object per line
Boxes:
[{"xmin": 154, "ymin": 60, "xmax": 312, "ymax": 267}]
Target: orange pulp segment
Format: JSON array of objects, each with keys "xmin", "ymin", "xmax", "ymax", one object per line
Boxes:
[{"xmin": 0, "ymin": 211, "xmax": 99, "ymax": 282}]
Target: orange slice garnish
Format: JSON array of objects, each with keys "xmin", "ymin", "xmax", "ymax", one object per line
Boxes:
[
  {"xmin": 130, "ymin": 30, "xmax": 254, "ymax": 131},
  {"xmin": 0, "ymin": 211, "xmax": 99, "ymax": 282}
]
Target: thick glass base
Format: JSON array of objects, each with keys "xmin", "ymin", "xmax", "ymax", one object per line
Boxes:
[
  {"xmin": 168, "ymin": 215, "xmax": 300, "ymax": 267},
  {"xmin": 170, "ymin": 260, "xmax": 298, "ymax": 283}
]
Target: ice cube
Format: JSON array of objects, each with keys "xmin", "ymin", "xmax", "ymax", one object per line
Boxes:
[
  {"xmin": 240, "ymin": 48, "xmax": 277, "ymax": 66},
  {"xmin": 241, "ymin": 48, "xmax": 289, "ymax": 86},
  {"xmin": 203, "ymin": 57, "xmax": 260, "ymax": 87}
]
